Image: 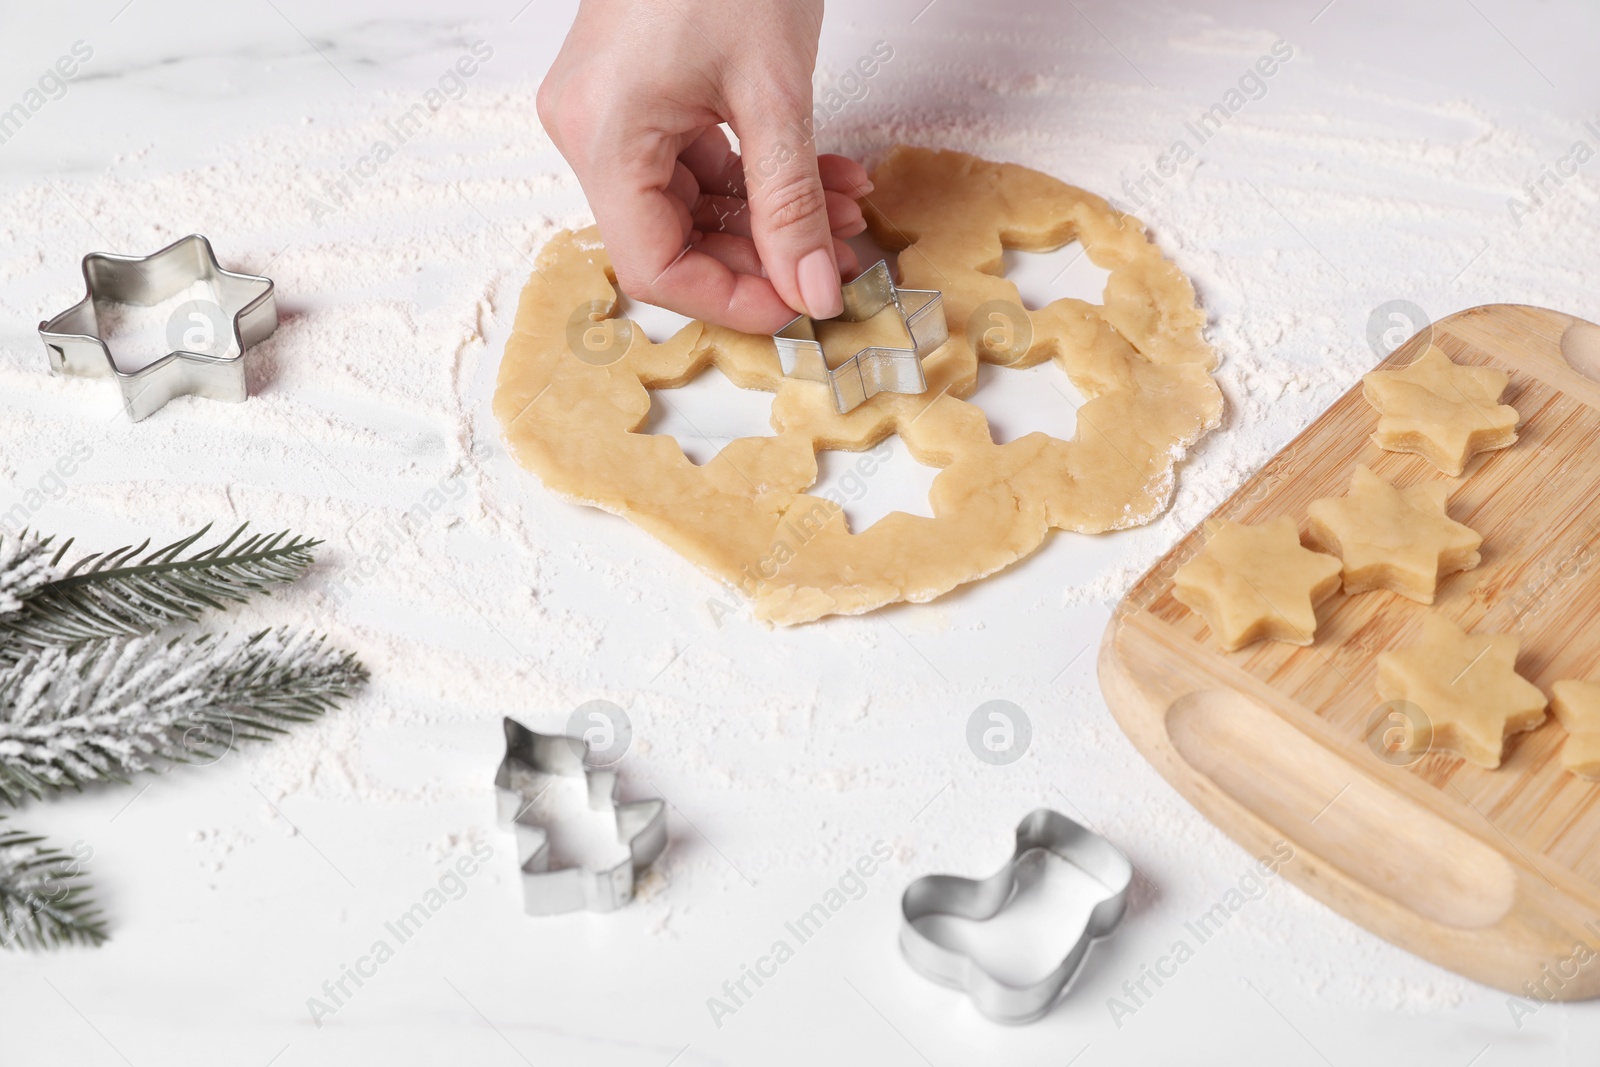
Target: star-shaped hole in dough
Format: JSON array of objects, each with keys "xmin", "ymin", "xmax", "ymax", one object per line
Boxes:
[
  {"xmin": 1375, "ymin": 614, "xmax": 1547, "ymax": 769},
  {"xmin": 1172, "ymin": 516, "xmax": 1342, "ymax": 651},
  {"xmin": 1307, "ymin": 465, "xmax": 1482, "ymax": 604},
  {"xmin": 1552, "ymin": 680, "xmax": 1600, "ymax": 781},
  {"xmin": 1361, "ymin": 345, "xmax": 1519, "ymax": 476}
]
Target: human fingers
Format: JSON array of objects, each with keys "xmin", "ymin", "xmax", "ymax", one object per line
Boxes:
[
  {"xmin": 688, "ymin": 233, "xmax": 859, "ymax": 320},
  {"xmin": 679, "ymin": 125, "xmax": 747, "ymax": 200},
  {"xmin": 823, "ymin": 190, "xmax": 866, "ymax": 237},
  {"xmin": 693, "ymin": 191, "xmax": 864, "ymax": 239},
  {"xmin": 731, "ymin": 87, "xmax": 844, "ymax": 320},
  {"xmin": 817, "ymin": 153, "xmax": 873, "ymax": 197}
]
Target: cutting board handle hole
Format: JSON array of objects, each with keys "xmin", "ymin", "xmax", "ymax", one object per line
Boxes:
[
  {"xmin": 1167, "ymin": 689, "xmax": 1517, "ymax": 930},
  {"xmin": 1561, "ymin": 323, "xmax": 1600, "ymax": 383}
]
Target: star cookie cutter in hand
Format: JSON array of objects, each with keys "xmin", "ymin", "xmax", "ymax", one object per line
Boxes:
[
  {"xmin": 773, "ymin": 259, "xmax": 948, "ymax": 414},
  {"xmin": 493, "ymin": 716, "xmax": 667, "ymax": 915},
  {"xmin": 38, "ymin": 234, "xmax": 278, "ymax": 422},
  {"xmin": 899, "ymin": 809, "xmax": 1132, "ymax": 1023}
]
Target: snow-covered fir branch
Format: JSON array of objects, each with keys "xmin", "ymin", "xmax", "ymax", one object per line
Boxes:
[
  {"xmin": 0, "ymin": 628, "xmax": 368, "ymax": 805},
  {"xmin": 0, "ymin": 525, "xmax": 322, "ymax": 657},
  {"xmin": 0, "ymin": 817, "xmax": 104, "ymax": 950},
  {"xmin": 0, "ymin": 534, "xmax": 56, "ymax": 620}
]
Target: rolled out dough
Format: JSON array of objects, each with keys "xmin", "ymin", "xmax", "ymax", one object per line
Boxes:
[
  {"xmin": 815, "ymin": 306, "xmax": 913, "ymax": 368},
  {"xmin": 493, "ymin": 146, "xmax": 1223, "ymax": 625}
]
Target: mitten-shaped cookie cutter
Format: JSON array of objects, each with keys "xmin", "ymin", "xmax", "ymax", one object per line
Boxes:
[
  {"xmin": 773, "ymin": 259, "xmax": 947, "ymax": 414},
  {"xmin": 899, "ymin": 808, "xmax": 1132, "ymax": 1023},
  {"xmin": 38, "ymin": 234, "xmax": 277, "ymax": 422},
  {"xmin": 493, "ymin": 716, "xmax": 667, "ymax": 915}
]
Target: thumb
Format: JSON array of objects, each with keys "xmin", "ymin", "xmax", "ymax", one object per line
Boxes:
[{"xmin": 734, "ymin": 95, "xmax": 844, "ymax": 321}]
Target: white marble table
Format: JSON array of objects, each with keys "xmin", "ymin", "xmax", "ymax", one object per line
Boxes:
[{"xmin": 2, "ymin": 1, "xmax": 1598, "ymax": 1064}]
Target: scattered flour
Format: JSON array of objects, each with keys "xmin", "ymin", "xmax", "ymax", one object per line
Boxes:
[{"xmin": 3, "ymin": 13, "xmax": 1595, "ymax": 1022}]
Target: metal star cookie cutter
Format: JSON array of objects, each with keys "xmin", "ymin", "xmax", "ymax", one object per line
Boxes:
[
  {"xmin": 899, "ymin": 808, "xmax": 1132, "ymax": 1024},
  {"xmin": 773, "ymin": 259, "xmax": 947, "ymax": 414},
  {"xmin": 493, "ymin": 716, "xmax": 668, "ymax": 916},
  {"xmin": 38, "ymin": 233, "xmax": 277, "ymax": 422}
]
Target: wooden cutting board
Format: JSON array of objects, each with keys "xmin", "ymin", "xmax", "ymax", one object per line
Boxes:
[{"xmin": 1098, "ymin": 304, "xmax": 1600, "ymax": 998}]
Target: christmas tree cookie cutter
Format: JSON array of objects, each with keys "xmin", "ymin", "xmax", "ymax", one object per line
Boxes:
[
  {"xmin": 38, "ymin": 234, "xmax": 277, "ymax": 422},
  {"xmin": 493, "ymin": 716, "xmax": 667, "ymax": 915},
  {"xmin": 899, "ymin": 808, "xmax": 1132, "ymax": 1023},
  {"xmin": 772, "ymin": 259, "xmax": 947, "ymax": 414}
]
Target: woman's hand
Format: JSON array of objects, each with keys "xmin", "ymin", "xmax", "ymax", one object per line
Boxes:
[{"xmin": 537, "ymin": 0, "xmax": 869, "ymax": 333}]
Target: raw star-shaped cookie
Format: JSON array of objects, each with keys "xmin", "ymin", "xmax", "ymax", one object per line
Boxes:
[
  {"xmin": 1552, "ymin": 680, "xmax": 1600, "ymax": 781},
  {"xmin": 1375, "ymin": 614, "xmax": 1547, "ymax": 769},
  {"xmin": 1361, "ymin": 345, "xmax": 1519, "ymax": 476},
  {"xmin": 1307, "ymin": 465, "xmax": 1481, "ymax": 604},
  {"xmin": 1172, "ymin": 516, "xmax": 1342, "ymax": 651}
]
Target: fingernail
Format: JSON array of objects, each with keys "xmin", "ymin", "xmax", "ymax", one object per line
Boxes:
[
  {"xmin": 856, "ymin": 178, "xmax": 875, "ymax": 196},
  {"xmin": 798, "ymin": 248, "xmax": 843, "ymax": 320}
]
